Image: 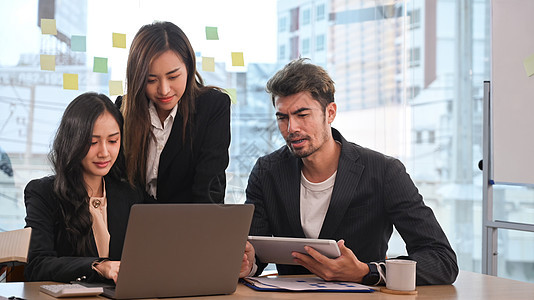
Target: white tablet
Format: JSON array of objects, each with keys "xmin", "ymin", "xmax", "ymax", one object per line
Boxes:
[{"xmin": 248, "ymin": 236, "xmax": 341, "ymax": 265}]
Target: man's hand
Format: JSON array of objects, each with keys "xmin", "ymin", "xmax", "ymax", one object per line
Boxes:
[
  {"xmin": 291, "ymin": 239, "xmax": 369, "ymax": 282},
  {"xmin": 239, "ymin": 241, "xmax": 255, "ymax": 278},
  {"xmin": 95, "ymin": 261, "xmax": 121, "ymax": 283}
]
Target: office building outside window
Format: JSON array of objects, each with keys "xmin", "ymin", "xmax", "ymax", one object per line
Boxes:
[{"xmin": 1, "ymin": 0, "xmax": 533, "ymax": 284}]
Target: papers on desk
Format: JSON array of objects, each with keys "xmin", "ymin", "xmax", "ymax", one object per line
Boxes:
[{"xmin": 242, "ymin": 276, "xmax": 374, "ymax": 292}]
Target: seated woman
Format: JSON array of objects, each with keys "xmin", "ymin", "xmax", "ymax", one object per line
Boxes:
[{"xmin": 24, "ymin": 92, "xmax": 143, "ymax": 283}]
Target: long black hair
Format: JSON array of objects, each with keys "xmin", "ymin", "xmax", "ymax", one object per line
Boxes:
[
  {"xmin": 123, "ymin": 21, "xmax": 219, "ymax": 186},
  {"xmin": 49, "ymin": 92, "xmax": 124, "ymax": 256}
]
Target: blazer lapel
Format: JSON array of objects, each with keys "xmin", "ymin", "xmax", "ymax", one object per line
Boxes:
[
  {"xmin": 319, "ymin": 132, "xmax": 364, "ymax": 238},
  {"xmin": 273, "ymin": 154, "xmax": 306, "ymax": 238}
]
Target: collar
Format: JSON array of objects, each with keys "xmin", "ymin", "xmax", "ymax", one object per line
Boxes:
[{"xmin": 148, "ymin": 100, "xmax": 178, "ymax": 129}]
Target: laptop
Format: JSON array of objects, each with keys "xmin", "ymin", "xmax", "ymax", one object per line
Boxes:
[{"xmin": 101, "ymin": 203, "xmax": 254, "ymax": 299}]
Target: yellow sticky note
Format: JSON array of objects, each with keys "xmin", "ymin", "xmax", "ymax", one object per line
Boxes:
[
  {"xmin": 40, "ymin": 55, "xmax": 55, "ymax": 71},
  {"xmin": 41, "ymin": 19, "xmax": 57, "ymax": 35},
  {"xmin": 523, "ymin": 53, "xmax": 534, "ymax": 77},
  {"xmin": 231, "ymin": 52, "xmax": 244, "ymax": 67},
  {"xmin": 202, "ymin": 57, "xmax": 215, "ymax": 72},
  {"xmin": 225, "ymin": 88, "xmax": 237, "ymax": 104},
  {"xmin": 109, "ymin": 80, "xmax": 123, "ymax": 96},
  {"xmin": 63, "ymin": 73, "xmax": 78, "ymax": 90},
  {"xmin": 112, "ymin": 33, "xmax": 126, "ymax": 48}
]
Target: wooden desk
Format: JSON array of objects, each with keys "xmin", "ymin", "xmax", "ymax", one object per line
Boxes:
[{"xmin": 1, "ymin": 271, "xmax": 533, "ymax": 299}]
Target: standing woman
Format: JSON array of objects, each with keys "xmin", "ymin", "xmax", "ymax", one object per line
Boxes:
[
  {"xmin": 118, "ymin": 21, "xmax": 231, "ymax": 204},
  {"xmin": 24, "ymin": 93, "xmax": 143, "ymax": 283}
]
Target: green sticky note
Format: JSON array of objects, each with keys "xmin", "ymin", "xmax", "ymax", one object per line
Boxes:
[
  {"xmin": 205, "ymin": 26, "xmax": 219, "ymax": 40},
  {"xmin": 63, "ymin": 73, "xmax": 79, "ymax": 90},
  {"xmin": 93, "ymin": 57, "xmax": 108, "ymax": 73},
  {"xmin": 41, "ymin": 19, "xmax": 57, "ymax": 35},
  {"xmin": 112, "ymin": 33, "xmax": 126, "ymax": 48},
  {"xmin": 523, "ymin": 53, "xmax": 534, "ymax": 77},
  {"xmin": 40, "ymin": 55, "xmax": 55, "ymax": 71},
  {"xmin": 202, "ymin": 57, "xmax": 215, "ymax": 72},
  {"xmin": 231, "ymin": 52, "xmax": 244, "ymax": 67},
  {"xmin": 71, "ymin": 35, "xmax": 86, "ymax": 52},
  {"xmin": 109, "ymin": 80, "xmax": 123, "ymax": 96},
  {"xmin": 225, "ymin": 88, "xmax": 237, "ymax": 104}
]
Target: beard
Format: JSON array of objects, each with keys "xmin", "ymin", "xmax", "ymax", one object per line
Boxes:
[
  {"xmin": 285, "ymin": 131, "xmax": 325, "ymax": 158},
  {"xmin": 287, "ymin": 141, "xmax": 316, "ymax": 158}
]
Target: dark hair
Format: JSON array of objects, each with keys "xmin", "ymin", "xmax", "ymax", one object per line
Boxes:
[
  {"xmin": 50, "ymin": 92, "xmax": 124, "ymax": 256},
  {"xmin": 266, "ymin": 58, "xmax": 335, "ymax": 110},
  {"xmin": 122, "ymin": 21, "xmax": 212, "ymax": 186}
]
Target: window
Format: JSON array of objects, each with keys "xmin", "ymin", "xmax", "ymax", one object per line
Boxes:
[
  {"xmin": 416, "ymin": 131, "xmax": 423, "ymax": 144},
  {"xmin": 408, "ymin": 47, "xmax": 420, "ymax": 67},
  {"xmin": 302, "ymin": 8, "xmax": 311, "ymax": 26},
  {"xmin": 4, "ymin": 0, "xmax": 525, "ymax": 284},
  {"xmin": 407, "ymin": 8, "xmax": 421, "ymax": 29},
  {"xmin": 278, "ymin": 16, "xmax": 287, "ymax": 33},
  {"xmin": 428, "ymin": 130, "xmax": 435, "ymax": 143},
  {"xmin": 302, "ymin": 38, "xmax": 310, "ymax": 55},
  {"xmin": 316, "ymin": 34, "xmax": 325, "ymax": 51},
  {"xmin": 279, "ymin": 44, "xmax": 286, "ymax": 60},
  {"xmin": 316, "ymin": 3, "xmax": 325, "ymax": 21},
  {"xmin": 290, "ymin": 36, "xmax": 299, "ymax": 60},
  {"xmin": 290, "ymin": 7, "xmax": 299, "ymax": 32},
  {"xmin": 407, "ymin": 85, "xmax": 421, "ymax": 99}
]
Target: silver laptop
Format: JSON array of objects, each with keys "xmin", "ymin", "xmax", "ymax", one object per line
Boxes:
[{"xmin": 102, "ymin": 203, "xmax": 254, "ymax": 299}]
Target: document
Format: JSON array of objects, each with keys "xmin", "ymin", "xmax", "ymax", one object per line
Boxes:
[
  {"xmin": 243, "ymin": 276, "xmax": 374, "ymax": 292},
  {"xmin": 0, "ymin": 228, "xmax": 32, "ymax": 265}
]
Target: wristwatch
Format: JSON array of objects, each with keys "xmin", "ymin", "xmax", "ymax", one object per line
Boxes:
[{"xmin": 361, "ymin": 263, "xmax": 381, "ymax": 285}]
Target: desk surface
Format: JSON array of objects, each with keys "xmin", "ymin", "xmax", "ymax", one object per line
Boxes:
[{"xmin": 1, "ymin": 271, "xmax": 533, "ymax": 300}]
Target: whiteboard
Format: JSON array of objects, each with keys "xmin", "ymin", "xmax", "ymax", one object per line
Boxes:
[{"xmin": 492, "ymin": 0, "xmax": 534, "ymax": 185}]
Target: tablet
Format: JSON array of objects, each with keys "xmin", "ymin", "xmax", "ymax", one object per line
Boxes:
[{"xmin": 248, "ymin": 236, "xmax": 341, "ymax": 265}]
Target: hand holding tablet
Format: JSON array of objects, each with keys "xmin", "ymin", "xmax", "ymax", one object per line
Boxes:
[{"xmin": 248, "ymin": 236, "xmax": 341, "ymax": 265}]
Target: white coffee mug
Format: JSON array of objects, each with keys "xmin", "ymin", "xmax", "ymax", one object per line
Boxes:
[{"xmin": 385, "ymin": 259, "xmax": 417, "ymax": 291}]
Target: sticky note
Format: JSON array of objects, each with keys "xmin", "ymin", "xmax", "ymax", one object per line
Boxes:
[
  {"xmin": 205, "ymin": 26, "xmax": 219, "ymax": 40},
  {"xmin": 202, "ymin": 57, "xmax": 215, "ymax": 72},
  {"xmin": 63, "ymin": 73, "xmax": 78, "ymax": 90},
  {"xmin": 71, "ymin": 35, "xmax": 86, "ymax": 52},
  {"xmin": 231, "ymin": 52, "xmax": 244, "ymax": 67},
  {"xmin": 40, "ymin": 55, "xmax": 55, "ymax": 71},
  {"xmin": 93, "ymin": 57, "xmax": 108, "ymax": 73},
  {"xmin": 109, "ymin": 80, "xmax": 123, "ymax": 96},
  {"xmin": 225, "ymin": 88, "xmax": 237, "ymax": 104},
  {"xmin": 523, "ymin": 53, "xmax": 534, "ymax": 77},
  {"xmin": 112, "ymin": 33, "xmax": 126, "ymax": 48},
  {"xmin": 41, "ymin": 19, "xmax": 57, "ymax": 35}
]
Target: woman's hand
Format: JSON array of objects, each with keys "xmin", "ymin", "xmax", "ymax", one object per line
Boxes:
[{"xmin": 95, "ymin": 260, "xmax": 121, "ymax": 283}]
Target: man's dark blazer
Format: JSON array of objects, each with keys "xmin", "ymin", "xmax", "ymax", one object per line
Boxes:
[
  {"xmin": 23, "ymin": 175, "xmax": 143, "ymax": 282},
  {"xmin": 245, "ymin": 128, "xmax": 459, "ymax": 285},
  {"xmin": 116, "ymin": 88, "xmax": 230, "ymax": 204}
]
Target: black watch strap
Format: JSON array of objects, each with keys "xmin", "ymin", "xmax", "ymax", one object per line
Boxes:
[{"xmin": 361, "ymin": 263, "xmax": 381, "ymax": 285}]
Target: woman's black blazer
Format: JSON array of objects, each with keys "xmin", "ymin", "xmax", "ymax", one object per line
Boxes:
[
  {"xmin": 23, "ymin": 175, "xmax": 143, "ymax": 282},
  {"xmin": 117, "ymin": 88, "xmax": 231, "ymax": 204}
]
